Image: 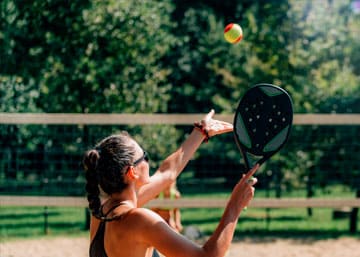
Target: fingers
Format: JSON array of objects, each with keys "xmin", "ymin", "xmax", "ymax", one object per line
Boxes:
[
  {"xmin": 236, "ymin": 165, "xmax": 259, "ymax": 210},
  {"xmin": 221, "ymin": 123, "xmax": 234, "ymax": 132},
  {"xmin": 203, "ymin": 109, "xmax": 215, "ymax": 123},
  {"xmin": 242, "ymin": 164, "xmax": 260, "ymax": 182},
  {"xmin": 241, "ymin": 174, "xmax": 258, "ymax": 186},
  {"xmin": 196, "ymin": 110, "xmax": 233, "ymax": 138},
  {"xmin": 246, "ymin": 176, "xmax": 258, "ymax": 186},
  {"xmin": 212, "ymin": 120, "xmax": 234, "ymax": 130},
  {"xmin": 207, "ymin": 122, "xmax": 233, "ymax": 132},
  {"xmin": 206, "ymin": 119, "xmax": 233, "ymax": 137}
]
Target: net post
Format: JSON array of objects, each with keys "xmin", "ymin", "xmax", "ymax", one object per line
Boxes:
[
  {"xmin": 349, "ymin": 189, "xmax": 360, "ymax": 234},
  {"xmin": 44, "ymin": 206, "xmax": 49, "ymax": 235}
]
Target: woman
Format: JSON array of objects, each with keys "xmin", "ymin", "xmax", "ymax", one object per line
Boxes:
[
  {"xmin": 151, "ymin": 181, "xmax": 183, "ymax": 233},
  {"xmin": 83, "ymin": 109, "xmax": 258, "ymax": 257}
]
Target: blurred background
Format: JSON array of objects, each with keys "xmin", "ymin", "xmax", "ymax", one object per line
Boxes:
[{"xmin": 0, "ymin": 0, "xmax": 359, "ymax": 244}]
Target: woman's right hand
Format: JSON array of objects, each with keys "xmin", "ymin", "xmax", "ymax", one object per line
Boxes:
[{"xmin": 231, "ymin": 164, "xmax": 259, "ymax": 210}]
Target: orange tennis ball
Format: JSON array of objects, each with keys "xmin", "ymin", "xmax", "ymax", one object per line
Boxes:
[{"xmin": 224, "ymin": 23, "xmax": 243, "ymax": 44}]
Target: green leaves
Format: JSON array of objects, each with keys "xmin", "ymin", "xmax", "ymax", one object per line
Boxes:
[
  {"xmin": 0, "ymin": 76, "xmax": 39, "ymax": 112},
  {"xmin": 287, "ymin": 0, "xmax": 360, "ymax": 113},
  {"xmin": 2, "ymin": 0, "xmax": 357, "ymax": 114}
]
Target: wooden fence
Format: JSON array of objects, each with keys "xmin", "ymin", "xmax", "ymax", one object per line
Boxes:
[
  {"xmin": 1, "ymin": 113, "xmax": 359, "ymax": 233},
  {"xmin": 1, "ymin": 113, "xmax": 360, "ymax": 125},
  {"xmin": 1, "ymin": 195, "xmax": 360, "ymax": 209}
]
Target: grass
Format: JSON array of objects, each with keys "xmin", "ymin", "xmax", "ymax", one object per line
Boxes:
[
  {"xmin": 181, "ymin": 207, "xmax": 359, "ymax": 239},
  {"xmin": 179, "ymin": 185, "xmax": 359, "ymax": 239},
  {"xmin": 0, "ymin": 206, "xmax": 88, "ymax": 240}
]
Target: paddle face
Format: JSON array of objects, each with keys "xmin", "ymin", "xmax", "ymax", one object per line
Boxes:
[{"xmin": 233, "ymin": 84, "xmax": 293, "ymax": 170}]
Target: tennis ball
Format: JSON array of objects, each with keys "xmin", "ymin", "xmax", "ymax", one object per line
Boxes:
[{"xmin": 224, "ymin": 23, "xmax": 243, "ymax": 44}]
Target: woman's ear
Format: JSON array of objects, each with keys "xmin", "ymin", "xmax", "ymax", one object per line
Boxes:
[{"xmin": 126, "ymin": 166, "xmax": 138, "ymax": 180}]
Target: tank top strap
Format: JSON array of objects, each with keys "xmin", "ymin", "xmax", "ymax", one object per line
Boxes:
[
  {"xmin": 99, "ymin": 202, "xmax": 128, "ymax": 220},
  {"xmin": 104, "ymin": 204, "xmax": 123, "ymax": 216}
]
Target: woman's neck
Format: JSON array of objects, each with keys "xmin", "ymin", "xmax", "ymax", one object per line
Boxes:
[{"xmin": 108, "ymin": 185, "xmax": 138, "ymax": 208}]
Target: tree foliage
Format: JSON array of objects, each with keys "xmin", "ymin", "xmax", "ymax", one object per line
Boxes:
[
  {"xmin": 2, "ymin": 0, "xmax": 358, "ymax": 113},
  {"xmin": 1, "ymin": 0, "xmax": 177, "ymax": 113}
]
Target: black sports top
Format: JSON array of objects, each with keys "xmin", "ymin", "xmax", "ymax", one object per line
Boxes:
[{"xmin": 89, "ymin": 204, "xmax": 126, "ymax": 257}]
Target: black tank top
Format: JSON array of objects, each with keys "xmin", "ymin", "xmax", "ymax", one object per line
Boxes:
[{"xmin": 89, "ymin": 204, "xmax": 126, "ymax": 257}]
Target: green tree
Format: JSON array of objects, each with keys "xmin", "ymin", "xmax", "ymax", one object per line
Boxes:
[
  {"xmin": 0, "ymin": 76, "xmax": 41, "ymax": 182},
  {"xmin": 278, "ymin": 0, "xmax": 360, "ymax": 193},
  {"xmin": 0, "ymin": 0, "xmax": 182, "ymax": 194},
  {"xmin": 1, "ymin": 0, "xmax": 177, "ymax": 113},
  {"xmin": 287, "ymin": 0, "xmax": 360, "ymax": 113}
]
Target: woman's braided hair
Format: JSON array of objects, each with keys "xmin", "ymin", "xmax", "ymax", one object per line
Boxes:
[{"xmin": 83, "ymin": 132, "xmax": 136, "ymax": 219}]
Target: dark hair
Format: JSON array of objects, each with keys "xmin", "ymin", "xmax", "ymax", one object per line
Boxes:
[{"xmin": 83, "ymin": 132, "xmax": 136, "ymax": 218}]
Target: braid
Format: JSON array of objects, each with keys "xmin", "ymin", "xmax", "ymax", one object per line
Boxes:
[{"xmin": 83, "ymin": 149, "xmax": 102, "ymax": 219}]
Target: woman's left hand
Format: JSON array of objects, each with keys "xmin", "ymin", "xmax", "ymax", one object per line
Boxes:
[{"xmin": 195, "ymin": 109, "xmax": 233, "ymax": 138}]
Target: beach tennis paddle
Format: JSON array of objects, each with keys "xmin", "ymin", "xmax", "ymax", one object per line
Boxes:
[{"xmin": 233, "ymin": 83, "xmax": 293, "ymax": 172}]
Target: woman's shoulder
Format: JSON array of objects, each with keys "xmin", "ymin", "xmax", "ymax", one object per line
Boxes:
[
  {"xmin": 112, "ymin": 207, "xmax": 163, "ymax": 227},
  {"xmin": 128, "ymin": 207, "xmax": 164, "ymax": 222},
  {"xmin": 111, "ymin": 207, "xmax": 166, "ymax": 240}
]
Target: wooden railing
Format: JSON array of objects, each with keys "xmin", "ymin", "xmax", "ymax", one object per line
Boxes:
[
  {"xmin": 1, "ymin": 113, "xmax": 360, "ymax": 125},
  {"xmin": 1, "ymin": 195, "xmax": 360, "ymax": 208}
]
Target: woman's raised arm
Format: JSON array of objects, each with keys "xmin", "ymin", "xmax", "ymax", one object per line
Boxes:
[
  {"xmin": 139, "ymin": 164, "xmax": 259, "ymax": 257},
  {"xmin": 137, "ymin": 109, "xmax": 233, "ymax": 207}
]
